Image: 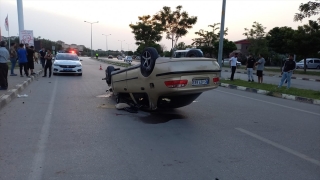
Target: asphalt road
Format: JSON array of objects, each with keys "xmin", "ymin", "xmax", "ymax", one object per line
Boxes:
[
  {"xmin": 0, "ymin": 57, "xmax": 319, "ymax": 180},
  {"xmin": 99, "ymin": 57, "xmax": 320, "ymax": 91}
]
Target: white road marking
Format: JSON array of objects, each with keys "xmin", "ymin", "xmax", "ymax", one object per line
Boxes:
[
  {"xmin": 28, "ymin": 80, "xmax": 58, "ymax": 180},
  {"xmin": 215, "ymin": 89, "xmax": 320, "ymax": 116},
  {"xmin": 236, "ymin": 128, "xmax": 320, "ymax": 166}
]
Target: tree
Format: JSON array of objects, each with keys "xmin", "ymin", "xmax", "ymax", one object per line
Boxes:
[
  {"xmin": 136, "ymin": 42, "xmax": 163, "ymax": 55},
  {"xmin": 266, "ymin": 26, "xmax": 295, "ymax": 54},
  {"xmin": 288, "ymin": 20, "xmax": 320, "ymax": 72},
  {"xmin": 192, "ymin": 23, "xmax": 228, "ymax": 47},
  {"xmin": 243, "ymin": 21, "xmax": 268, "ymax": 56},
  {"xmin": 213, "ymin": 39, "xmax": 237, "ymax": 58},
  {"xmin": 192, "ymin": 23, "xmax": 228, "ymax": 57},
  {"xmin": 176, "ymin": 42, "xmax": 186, "ymax": 50},
  {"xmin": 129, "ymin": 15, "xmax": 164, "ymax": 47},
  {"xmin": 153, "ymin": 5, "xmax": 197, "ymax": 49},
  {"xmin": 266, "ymin": 26, "xmax": 295, "ymax": 67},
  {"xmin": 294, "ymin": 1, "xmax": 320, "ymax": 23}
]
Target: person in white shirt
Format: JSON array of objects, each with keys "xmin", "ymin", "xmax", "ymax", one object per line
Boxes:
[{"xmin": 229, "ymin": 53, "xmax": 238, "ymax": 80}]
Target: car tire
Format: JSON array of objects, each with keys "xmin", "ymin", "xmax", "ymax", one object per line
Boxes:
[
  {"xmin": 79, "ymin": 73, "xmax": 82, "ymax": 76},
  {"xmin": 53, "ymin": 73, "xmax": 56, "ymax": 76},
  {"xmin": 140, "ymin": 47, "xmax": 158, "ymax": 77},
  {"xmin": 186, "ymin": 50, "xmax": 203, "ymax": 57},
  {"xmin": 317, "ymin": 66, "xmax": 320, "ymax": 69},
  {"xmin": 116, "ymin": 94, "xmax": 121, "ymax": 104},
  {"xmin": 106, "ymin": 66, "xmax": 115, "ymax": 85}
]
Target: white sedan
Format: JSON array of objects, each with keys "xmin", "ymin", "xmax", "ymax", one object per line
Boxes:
[
  {"xmin": 53, "ymin": 53, "xmax": 82, "ymax": 76},
  {"xmin": 124, "ymin": 56, "xmax": 133, "ymax": 63}
]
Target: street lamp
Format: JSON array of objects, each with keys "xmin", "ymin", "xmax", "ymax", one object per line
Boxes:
[
  {"xmin": 84, "ymin": 20, "xmax": 99, "ymax": 58},
  {"xmin": 118, "ymin": 40, "xmax": 125, "ymax": 52},
  {"xmin": 102, "ymin": 34, "xmax": 111, "ymax": 56}
]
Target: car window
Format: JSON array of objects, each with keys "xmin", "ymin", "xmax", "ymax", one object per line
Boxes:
[
  {"xmin": 55, "ymin": 54, "xmax": 79, "ymax": 61},
  {"xmin": 314, "ymin": 60, "xmax": 320, "ymax": 63}
]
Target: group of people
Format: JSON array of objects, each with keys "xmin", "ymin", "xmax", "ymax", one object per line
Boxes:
[
  {"xmin": 229, "ymin": 53, "xmax": 266, "ymax": 83},
  {"xmin": 229, "ymin": 53, "xmax": 296, "ymax": 89},
  {"xmin": 0, "ymin": 40, "xmax": 54, "ymax": 90}
]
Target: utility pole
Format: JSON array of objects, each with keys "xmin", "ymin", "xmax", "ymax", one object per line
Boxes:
[
  {"xmin": 17, "ymin": 0, "xmax": 25, "ymax": 39},
  {"xmin": 102, "ymin": 34, "xmax": 111, "ymax": 56},
  {"xmin": 217, "ymin": 0, "xmax": 226, "ymax": 77},
  {"xmin": 84, "ymin": 21, "xmax": 99, "ymax": 58}
]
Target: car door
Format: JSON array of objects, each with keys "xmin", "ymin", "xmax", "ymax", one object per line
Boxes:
[
  {"xmin": 314, "ymin": 59, "xmax": 320, "ymax": 68},
  {"xmin": 308, "ymin": 59, "xmax": 314, "ymax": 68}
]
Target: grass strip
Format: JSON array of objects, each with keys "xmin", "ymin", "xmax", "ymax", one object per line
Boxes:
[{"xmin": 220, "ymin": 79, "xmax": 320, "ymax": 100}]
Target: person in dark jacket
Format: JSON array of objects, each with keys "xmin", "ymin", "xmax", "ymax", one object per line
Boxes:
[
  {"xmin": 42, "ymin": 49, "xmax": 53, "ymax": 78},
  {"xmin": 246, "ymin": 54, "xmax": 255, "ymax": 82},
  {"xmin": 278, "ymin": 54, "xmax": 296, "ymax": 89}
]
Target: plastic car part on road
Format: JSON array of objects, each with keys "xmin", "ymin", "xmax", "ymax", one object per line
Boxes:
[{"xmin": 140, "ymin": 47, "xmax": 158, "ymax": 77}]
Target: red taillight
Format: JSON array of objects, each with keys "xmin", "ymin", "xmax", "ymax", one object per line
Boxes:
[
  {"xmin": 213, "ymin": 77, "xmax": 219, "ymax": 83},
  {"xmin": 164, "ymin": 80, "xmax": 188, "ymax": 88}
]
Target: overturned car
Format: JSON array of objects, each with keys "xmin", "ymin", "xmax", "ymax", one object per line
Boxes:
[{"xmin": 103, "ymin": 47, "xmax": 221, "ymax": 110}]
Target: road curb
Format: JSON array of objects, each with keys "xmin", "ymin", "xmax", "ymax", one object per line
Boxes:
[
  {"xmin": 219, "ymin": 82, "xmax": 320, "ymax": 106},
  {"xmin": 223, "ymin": 69, "xmax": 320, "ymax": 82},
  {"xmin": 0, "ymin": 70, "xmax": 43, "ymax": 110}
]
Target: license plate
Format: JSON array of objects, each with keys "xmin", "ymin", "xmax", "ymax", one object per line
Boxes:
[
  {"xmin": 63, "ymin": 68, "xmax": 72, "ymax": 71},
  {"xmin": 192, "ymin": 79, "xmax": 209, "ymax": 86}
]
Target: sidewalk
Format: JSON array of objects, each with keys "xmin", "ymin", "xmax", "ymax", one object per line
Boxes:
[
  {"xmin": 0, "ymin": 63, "xmax": 43, "ymax": 110},
  {"xmin": 222, "ymin": 67, "xmax": 320, "ymax": 82}
]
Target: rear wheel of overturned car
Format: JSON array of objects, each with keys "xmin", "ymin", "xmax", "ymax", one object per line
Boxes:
[
  {"xmin": 140, "ymin": 47, "xmax": 158, "ymax": 77},
  {"xmin": 106, "ymin": 66, "xmax": 115, "ymax": 85},
  {"xmin": 186, "ymin": 50, "xmax": 203, "ymax": 57}
]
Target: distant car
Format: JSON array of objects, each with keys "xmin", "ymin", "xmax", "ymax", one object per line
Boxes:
[
  {"xmin": 124, "ymin": 56, "xmax": 133, "ymax": 62},
  {"xmin": 117, "ymin": 56, "xmax": 122, "ymax": 60},
  {"xmin": 135, "ymin": 56, "xmax": 140, "ymax": 60},
  {"xmin": 296, "ymin": 58, "xmax": 320, "ymax": 69},
  {"xmin": 103, "ymin": 47, "xmax": 220, "ymax": 111},
  {"xmin": 53, "ymin": 53, "xmax": 82, "ymax": 76},
  {"xmin": 222, "ymin": 58, "xmax": 241, "ymax": 67},
  {"xmin": 108, "ymin": 55, "xmax": 113, "ymax": 59}
]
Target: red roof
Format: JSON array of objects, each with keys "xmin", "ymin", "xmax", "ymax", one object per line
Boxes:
[{"xmin": 234, "ymin": 39, "xmax": 250, "ymax": 44}]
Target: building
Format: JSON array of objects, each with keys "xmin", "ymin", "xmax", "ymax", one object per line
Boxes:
[{"xmin": 233, "ymin": 39, "xmax": 251, "ymax": 56}]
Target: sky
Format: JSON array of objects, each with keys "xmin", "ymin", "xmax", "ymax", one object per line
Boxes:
[{"xmin": 0, "ymin": 0, "xmax": 318, "ymax": 51}]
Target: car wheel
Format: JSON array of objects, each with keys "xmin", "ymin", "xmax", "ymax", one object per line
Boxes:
[
  {"xmin": 317, "ymin": 65, "xmax": 320, "ymax": 69},
  {"xmin": 106, "ymin": 66, "xmax": 115, "ymax": 85},
  {"xmin": 53, "ymin": 73, "xmax": 56, "ymax": 75},
  {"xmin": 140, "ymin": 47, "xmax": 158, "ymax": 77},
  {"xmin": 79, "ymin": 73, "xmax": 82, "ymax": 76},
  {"xmin": 186, "ymin": 50, "xmax": 203, "ymax": 57}
]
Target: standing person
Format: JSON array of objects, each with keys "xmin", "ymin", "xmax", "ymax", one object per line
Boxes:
[
  {"xmin": 43, "ymin": 49, "xmax": 53, "ymax": 78},
  {"xmin": 278, "ymin": 54, "xmax": 296, "ymax": 89},
  {"xmin": 9, "ymin": 42, "xmax": 18, "ymax": 76},
  {"xmin": 255, "ymin": 54, "xmax": 266, "ymax": 83},
  {"xmin": 0, "ymin": 41, "xmax": 9, "ymax": 90},
  {"xmin": 17, "ymin": 43, "xmax": 29, "ymax": 77},
  {"xmin": 96, "ymin": 53, "xmax": 99, "ymax": 59},
  {"xmin": 39, "ymin": 47, "xmax": 46, "ymax": 69},
  {"xmin": 26, "ymin": 45, "xmax": 36, "ymax": 75},
  {"xmin": 229, "ymin": 53, "xmax": 238, "ymax": 81},
  {"xmin": 246, "ymin": 54, "xmax": 255, "ymax": 82}
]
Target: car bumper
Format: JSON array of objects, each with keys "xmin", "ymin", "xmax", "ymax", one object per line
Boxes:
[{"xmin": 53, "ymin": 66, "xmax": 82, "ymax": 73}]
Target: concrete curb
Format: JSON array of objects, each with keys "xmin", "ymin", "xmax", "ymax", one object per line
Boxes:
[
  {"xmin": 219, "ymin": 82, "xmax": 320, "ymax": 106},
  {"xmin": 223, "ymin": 69, "xmax": 320, "ymax": 82},
  {"xmin": 0, "ymin": 70, "xmax": 43, "ymax": 110}
]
